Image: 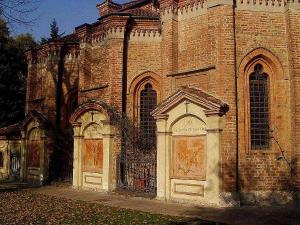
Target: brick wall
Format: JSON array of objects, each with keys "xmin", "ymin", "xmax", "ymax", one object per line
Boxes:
[
  {"xmin": 25, "ymin": 0, "xmax": 300, "ymax": 194},
  {"xmin": 236, "ymin": 8, "xmax": 293, "ymax": 191},
  {"xmin": 286, "ymin": 9, "xmax": 300, "ymax": 189}
]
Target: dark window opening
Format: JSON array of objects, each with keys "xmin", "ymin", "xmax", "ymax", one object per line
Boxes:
[
  {"xmin": 250, "ymin": 64, "xmax": 270, "ymax": 149},
  {"xmin": 0, "ymin": 152, "xmax": 3, "ymax": 168},
  {"xmin": 140, "ymin": 83, "xmax": 157, "ymax": 150}
]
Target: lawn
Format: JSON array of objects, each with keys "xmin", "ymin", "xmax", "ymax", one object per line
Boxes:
[{"xmin": 0, "ymin": 190, "xmax": 217, "ymax": 225}]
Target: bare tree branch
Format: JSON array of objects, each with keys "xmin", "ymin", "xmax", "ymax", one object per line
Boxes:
[{"xmin": 0, "ymin": 0, "xmax": 39, "ymax": 25}]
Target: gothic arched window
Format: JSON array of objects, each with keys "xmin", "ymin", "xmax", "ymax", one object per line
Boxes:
[
  {"xmin": 249, "ymin": 64, "xmax": 270, "ymax": 149},
  {"xmin": 139, "ymin": 83, "xmax": 157, "ymax": 150}
]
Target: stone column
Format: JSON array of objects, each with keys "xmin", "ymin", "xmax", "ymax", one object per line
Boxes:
[
  {"xmin": 206, "ymin": 116, "xmax": 222, "ymax": 204},
  {"xmin": 39, "ymin": 128, "xmax": 46, "ymax": 185},
  {"xmin": 102, "ymin": 120, "xmax": 114, "ymax": 191},
  {"xmin": 72, "ymin": 123, "xmax": 82, "ymax": 189},
  {"xmin": 20, "ymin": 130, "xmax": 26, "ymax": 181},
  {"xmin": 156, "ymin": 117, "xmax": 168, "ymax": 200},
  {"xmin": 6, "ymin": 140, "xmax": 10, "ymax": 179}
]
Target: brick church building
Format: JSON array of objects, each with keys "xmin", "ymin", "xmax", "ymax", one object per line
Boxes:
[{"xmin": 0, "ymin": 0, "xmax": 300, "ymax": 205}]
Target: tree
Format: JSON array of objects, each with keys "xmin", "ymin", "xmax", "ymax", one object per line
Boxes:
[
  {"xmin": 0, "ymin": 0, "xmax": 38, "ymax": 25},
  {"xmin": 39, "ymin": 19, "xmax": 63, "ymax": 44},
  {"xmin": 0, "ymin": 18, "xmax": 37, "ymax": 127},
  {"xmin": 14, "ymin": 33, "xmax": 37, "ymax": 51},
  {"xmin": 50, "ymin": 18, "xmax": 59, "ymax": 40}
]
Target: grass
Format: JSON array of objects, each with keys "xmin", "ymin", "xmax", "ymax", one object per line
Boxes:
[{"xmin": 0, "ymin": 190, "xmax": 219, "ymax": 225}]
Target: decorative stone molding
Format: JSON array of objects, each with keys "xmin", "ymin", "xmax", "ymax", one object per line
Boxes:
[
  {"xmin": 71, "ymin": 101, "xmax": 115, "ymax": 192},
  {"xmin": 70, "ymin": 101, "xmax": 111, "ymax": 124},
  {"xmin": 153, "ymin": 86, "xmax": 230, "ymax": 205},
  {"xmin": 237, "ymin": 0, "xmax": 300, "ymax": 12},
  {"xmin": 152, "ymin": 87, "xmax": 229, "ymax": 119},
  {"xmin": 129, "ymin": 29, "xmax": 162, "ymax": 42}
]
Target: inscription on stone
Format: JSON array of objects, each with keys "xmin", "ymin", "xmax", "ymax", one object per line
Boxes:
[
  {"xmin": 83, "ymin": 139, "xmax": 103, "ymax": 173},
  {"xmin": 172, "ymin": 116, "xmax": 206, "ymax": 136},
  {"xmin": 172, "ymin": 136, "xmax": 206, "ymax": 180}
]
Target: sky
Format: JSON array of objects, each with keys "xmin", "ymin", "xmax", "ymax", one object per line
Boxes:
[{"xmin": 12, "ymin": 0, "xmax": 126, "ymax": 41}]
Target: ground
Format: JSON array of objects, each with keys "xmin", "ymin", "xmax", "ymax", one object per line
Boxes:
[
  {"xmin": 0, "ymin": 190, "xmax": 217, "ymax": 225},
  {"xmin": 0, "ymin": 184, "xmax": 300, "ymax": 225}
]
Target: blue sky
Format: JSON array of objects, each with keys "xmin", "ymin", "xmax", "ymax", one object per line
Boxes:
[{"xmin": 12, "ymin": 0, "xmax": 125, "ymax": 41}]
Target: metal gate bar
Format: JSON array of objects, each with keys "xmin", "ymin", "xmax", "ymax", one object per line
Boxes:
[{"xmin": 117, "ymin": 152, "xmax": 157, "ymax": 195}]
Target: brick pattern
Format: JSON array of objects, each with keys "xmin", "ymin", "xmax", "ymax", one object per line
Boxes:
[
  {"xmin": 286, "ymin": 10, "xmax": 300, "ymax": 189},
  {"xmin": 236, "ymin": 10, "xmax": 294, "ymax": 191},
  {"xmin": 25, "ymin": 0, "xmax": 300, "ymax": 193}
]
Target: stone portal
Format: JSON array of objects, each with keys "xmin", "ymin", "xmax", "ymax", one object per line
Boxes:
[
  {"xmin": 71, "ymin": 102, "xmax": 115, "ymax": 191},
  {"xmin": 152, "ymin": 87, "xmax": 228, "ymax": 205}
]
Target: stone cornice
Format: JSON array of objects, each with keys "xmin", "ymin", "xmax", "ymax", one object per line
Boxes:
[
  {"xmin": 160, "ymin": 0, "xmax": 299, "ymax": 17},
  {"xmin": 167, "ymin": 65, "xmax": 215, "ymax": 77},
  {"xmin": 91, "ymin": 27, "xmax": 161, "ymax": 45},
  {"xmin": 237, "ymin": 0, "xmax": 300, "ymax": 12}
]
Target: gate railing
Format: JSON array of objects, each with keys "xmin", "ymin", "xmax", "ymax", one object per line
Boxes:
[
  {"xmin": 10, "ymin": 153, "xmax": 20, "ymax": 179},
  {"xmin": 117, "ymin": 151, "xmax": 157, "ymax": 195}
]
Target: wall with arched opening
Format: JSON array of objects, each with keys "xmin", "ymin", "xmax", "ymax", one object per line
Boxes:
[
  {"xmin": 127, "ymin": 71, "xmax": 162, "ymax": 125},
  {"xmin": 237, "ymin": 48, "xmax": 293, "ymax": 204},
  {"xmin": 71, "ymin": 102, "xmax": 115, "ymax": 191}
]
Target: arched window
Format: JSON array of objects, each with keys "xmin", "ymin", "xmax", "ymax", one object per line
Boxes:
[
  {"xmin": 249, "ymin": 64, "xmax": 270, "ymax": 149},
  {"xmin": 139, "ymin": 83, "xmax": 157, "ymax": 150},
  {"xmin": 0, "ymin": 152, "xmax": 3, "ymax": 168}
]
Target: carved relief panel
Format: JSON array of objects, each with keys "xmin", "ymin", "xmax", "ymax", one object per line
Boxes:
[
  {"xmin": 172, "ymin": 136, "xmax": 206, "ymax": 180},
  {"xmin": 83, "ymin": 139, "xmax": 103, "ymax": 173},
  {"xmin": 171, "ymin": 116, "xmax": 207, "ymax": 180},
  {"xmin": 28, "ymin": 128, "xmax": 40, "ymax": 167},
  {"xmin": 83, "ymin": 123, "xmax": 103, "ymax": 173}
]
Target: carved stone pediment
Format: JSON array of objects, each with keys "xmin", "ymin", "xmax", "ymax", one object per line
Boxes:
[
  {"xmin": 151, "ymin": 87, "xmax": 229, "ymax": 118},
  {"xmin": 20, "ymin": 110, "xmax": 50, "ymax": 130}
]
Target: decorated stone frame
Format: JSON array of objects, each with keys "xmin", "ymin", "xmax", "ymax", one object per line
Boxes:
[
  {"xmin": 152, "ymin": 87, "xmax": 228, "ymax": 205},
  {"xmin": 20, "ymin": 111, "xmax": 50, "ymax": 184},
  {"xmin": 70, "ymin": 101, "xmax": 115, "ymax": 191}
]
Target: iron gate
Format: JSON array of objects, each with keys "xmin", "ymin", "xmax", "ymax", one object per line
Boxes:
[
  {"xmin": 10, "ymin": 152, "xmax": 20, "ymax": 179},
  {"xmin": 117, "ymin": 151, "xmax": 157, "ymax": 195}
]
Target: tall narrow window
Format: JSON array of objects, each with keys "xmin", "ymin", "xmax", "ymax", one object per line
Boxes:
[
  {"xmin": 0, "ymin": 152, "xmax": 3, "ymax": 168},
  {"xmin": 140, "ymin": 83, "xmax": 157, "ymax": 150},
  {"xmin": 249, "ymin": 64, "xmax": 270, "ymax": 149}
]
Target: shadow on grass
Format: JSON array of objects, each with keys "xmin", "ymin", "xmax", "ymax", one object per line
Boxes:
[
  {"xmin": 170, "ymin": 220, "xmax": 230, "ymax": 225},
  {"xmin": 0, "ymin": 180, "xmax": 42, "ymax": 193}
]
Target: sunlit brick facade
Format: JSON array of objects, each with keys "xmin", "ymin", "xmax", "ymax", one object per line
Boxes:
[{"xmin": 1, "ymin": 0, "xmax": 299, "ymax": 205}]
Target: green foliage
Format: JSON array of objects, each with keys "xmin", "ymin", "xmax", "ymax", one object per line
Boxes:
[
  {"xmin": 39, "ymin": 18, "xmax": 63, "ymax": 45},
  {"xmin": 50, "ymin": 18, "xmax": 59, "ymax": 40},
  {"xmin": 39, "ymin": 36, "xmax": 48, "ymax": 45},
  {"xmin": 0, "ymin": 18, "xmax": 37, "ymax": 127}
]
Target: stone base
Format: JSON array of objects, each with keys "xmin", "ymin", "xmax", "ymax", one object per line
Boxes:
[
  {"xmin": 240, "ymin": 191, "xmax": 296, "ymax": 206},
  {"xmin": 157, "ymin": 192, "xmax": 240, "ymax": 207},
  {"xmin": 156, "ymin": 191, "xmax": 300, "ymax": 207},
  {"xmin": 0, "ymin": 173, "xmax": 9, "ymax": 181}
]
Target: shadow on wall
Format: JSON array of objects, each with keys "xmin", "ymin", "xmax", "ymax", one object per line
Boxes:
[
  {"xmin": 44, "ymin": 42, "xmax": 79, "ymax": 182},
  {"xmin": 238, "ymin": 154, "xmax": 297, "ymax": 206}
]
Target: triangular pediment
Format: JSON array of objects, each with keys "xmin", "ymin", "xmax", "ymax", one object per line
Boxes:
[
  {"xmin": 20, "ymin": 110, "xmax": 50, "ymax": 130},
  {"xmin": 152, "ymin": 87, "xmax": 229, "ymax": 118}
]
